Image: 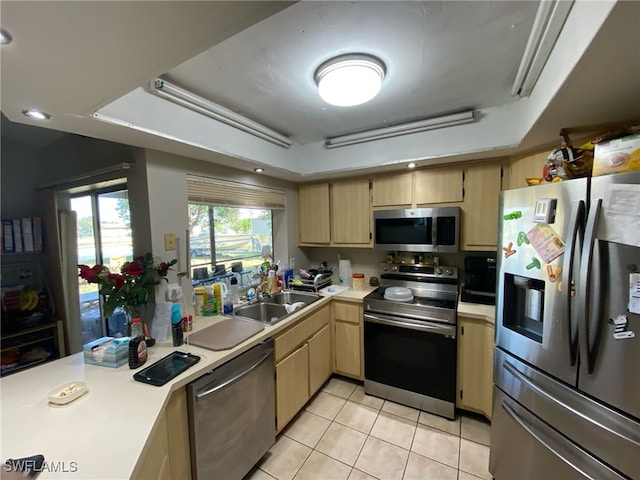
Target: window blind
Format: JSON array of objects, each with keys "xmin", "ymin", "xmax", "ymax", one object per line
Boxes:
[{"xmin": 186, "ymin": 175, "xmax": 285, "ymax": 209}]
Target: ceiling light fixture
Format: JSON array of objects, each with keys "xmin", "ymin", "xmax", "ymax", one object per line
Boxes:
[
  {"xmin": 511, "ymin": 0, "xmax": 574, "ymax": 97},
  {"xmin": 314, "ymin": 54, "xmax": 386, "ymax": 107},
  {"xmin": 254, "ymin": 168, "xmax": 264, "ymax": 173},
  {"xmin": 22, "ymin": 109, "xmax": 51, "ymax": 120},
  {"xmin": 407, "ymin": 163, "xmax": 416, "ymax": 169},
  {"xmin": 325, "ymin": 111, "xmax": 475, "ymax": 149},
  {"xmin": 149, "ymin": 79, "xmax": 293, "ymax": 149},
  {"xmin": 0, "ymin": 28, "xmax": 12, "ymax": 45}
]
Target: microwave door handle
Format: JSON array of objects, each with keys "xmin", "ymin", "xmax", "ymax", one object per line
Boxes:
[
  {"xmin": 432, "ymin": 217, "xmax": 438, "ymax": 248},
  {"xmin": 562, "ymin": 200, "xmax": 585, "ymax": 366},
  {"xmin": 577, "ymin": 199, "xmax": 602, "ymax": 375}
]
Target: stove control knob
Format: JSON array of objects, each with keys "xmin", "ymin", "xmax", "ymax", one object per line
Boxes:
[
  {"xmin": 446, "ymin": 268, "xmax": 454, "ymax": 276},
  {"xmin": 382, "ymin": 264, "xmax": 389, "ymax": 271},
  {"xmin": 435, "ymin": 267, "xmax": 443, "ymax": 275},
  {"xmin": 391, "ymin": 265, "xmax": 399, "ymax": 272}
]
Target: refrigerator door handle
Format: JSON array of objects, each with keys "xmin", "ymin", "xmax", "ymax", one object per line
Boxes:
[
  {"xmin": 500, "ymin": 398, "xmax": 626, "ymax": 480},
  {"xmin": 562, "ymin": 200, "xmax": 585, "ymax": 366},
  {"xmin": 578, "ymin": 199, "xmax": 602, "ymax": 374}
]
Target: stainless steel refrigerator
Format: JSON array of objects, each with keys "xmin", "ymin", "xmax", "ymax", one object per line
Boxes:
[{"xmin": 490, "ymin": 172, "xmax": 640, "ymax": 480}]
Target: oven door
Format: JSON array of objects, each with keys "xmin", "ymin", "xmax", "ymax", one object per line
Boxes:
[{"xmin": 364, "ymin": 312, "xmax": 457, "ymax": 404}]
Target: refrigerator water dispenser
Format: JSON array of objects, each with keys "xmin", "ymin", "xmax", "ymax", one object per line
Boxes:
[{"xmin": 503, "ymin": 274, "xmax": 545, "ymax": 343}]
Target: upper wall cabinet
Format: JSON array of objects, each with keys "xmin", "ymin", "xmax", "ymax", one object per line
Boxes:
[
  {"xmin": 298, "ymin": 183, "xmax": 331, "ymax": 245},
  {"xmin": 298, "ymin": 179, "xmax": 371, "ymax": 247},
  {"xmin": 371, "ymin": 172, "xmax": 412, "ymax": 207},
  {"xmin": 372, "ymin": 167, "xmax": 463, "ymax": 208},
  {"xmin": 461, "ymin": 162, "xmax": 502, "ymax": 250},
  {"xmin": 504, "ymin": 151, "xmax": 547, "ymax": 190},
  {"xmin": 414, "ymin": 168, "xmax": 463, "ymax": 205},
  {"xmin": 331, "ymin": 179, "xmax": 371, "ymax": 245}
]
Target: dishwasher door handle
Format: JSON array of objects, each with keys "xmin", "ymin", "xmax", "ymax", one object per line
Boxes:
[{"xmin": 196, "ymin": 349, "xmax": 272, "ymax": 400}]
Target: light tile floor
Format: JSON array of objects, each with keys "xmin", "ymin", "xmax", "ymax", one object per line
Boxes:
[{"xmin": 247, "ymin": 376, "xmax": 492, "ymax": 480}]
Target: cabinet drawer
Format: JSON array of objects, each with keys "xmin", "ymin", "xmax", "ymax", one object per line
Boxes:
[
  {"xmin": 274, "ymin": 305, "xmax": 330, "ymax": 362},
  {"xmin": 333, "ymin": 301, "xmax": 361, "ymax": 324}
]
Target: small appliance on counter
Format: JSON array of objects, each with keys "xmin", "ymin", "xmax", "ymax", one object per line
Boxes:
[{"xmin": 460, "ymin": 255, "xmax": 497, "ymax": 305}]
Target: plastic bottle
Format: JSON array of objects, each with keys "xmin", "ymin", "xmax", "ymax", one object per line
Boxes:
[
  {"xmin": 223, "ymin": 291, "xmax": 233, "ymax": 315},
  {"xmin": 230, "ymin": 276, "xmax": 239, "ymax": 304},
  {"xmin": 171, "ymin": 304, "xmax": 183, "ymax": 347},
  {"xmin": 130, "ymin": 317, "xmax": 144, "ymax": 338}
]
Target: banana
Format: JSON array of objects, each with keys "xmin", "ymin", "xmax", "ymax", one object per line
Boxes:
[{"xmin": 19, "ymin": 290, "xmax": 39, "ymax": 311}]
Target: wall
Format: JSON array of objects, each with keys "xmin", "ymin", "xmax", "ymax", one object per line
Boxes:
[{"xmin": 1, "ymin": 137, "xmax": 47, "ymax": 219}]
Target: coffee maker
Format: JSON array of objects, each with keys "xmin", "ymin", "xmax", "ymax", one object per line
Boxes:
[{"xmin": 461, "ymin": 255, "xmax": 497, "ymax": 305}]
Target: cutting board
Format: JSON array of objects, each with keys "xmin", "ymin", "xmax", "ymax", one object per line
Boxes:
[{"xmin": 188, "ymin": 317, "xmax": 264, "ymax": 351}]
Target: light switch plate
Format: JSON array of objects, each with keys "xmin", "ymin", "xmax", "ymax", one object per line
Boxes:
[{"xmin": 164, "ymin": 233, "xmax": 177, "ymax": 251}]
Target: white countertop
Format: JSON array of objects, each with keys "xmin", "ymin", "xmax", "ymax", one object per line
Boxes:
[
  {"xmin": 457, "ymin": 301, "xmax": 496, "ymax": 324},
  {"xmin": 0, "ymin": 295, "xmax": 333, "ymax": 479},
  {"xmin": 0, "ymin": 289, "xmax": 492, "ymax": 479}
]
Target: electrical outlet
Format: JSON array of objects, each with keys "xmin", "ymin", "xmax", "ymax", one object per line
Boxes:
[
  {"xmin": 164, "ymin": 233, "xmax": 177, "ymax": 251},
  {"xmin": 289, "ymin": 257, "xmax": 295, "ymax": 269}
]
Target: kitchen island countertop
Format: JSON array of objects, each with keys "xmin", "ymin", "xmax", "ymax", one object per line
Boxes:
[{"xmin": 0, "ymin": 293, "xmax": 338, "ymax": 479}]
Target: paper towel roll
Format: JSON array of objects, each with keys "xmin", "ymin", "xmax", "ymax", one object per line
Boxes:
[{"xmin": 338, "ymin": 259, "xmax": 352, "ymax": 287}]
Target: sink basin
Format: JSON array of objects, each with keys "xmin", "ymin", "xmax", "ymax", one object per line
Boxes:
[
  {"xmin": 232, "ymin": 292, "xmax": 321, "ymax": 325},
  {"xmin": 268, "ymin": 291, "xmax": 322, "ymax": 306},
  {"xmin": 233, "ymin": 302, "xmax": 289, "ymax": 325}
]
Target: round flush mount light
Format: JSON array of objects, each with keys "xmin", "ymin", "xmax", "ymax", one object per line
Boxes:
[
  {"xmin": 314, "ymin": 54, "xmax": 386, "ymax": 107},
  {"xmin": 254, "ymin": 167, "xmax": 264, "ymax": 173},
  {"xmin": 407, "ymin": 162, "xmax": 417, "ymax": 169},
  {"xmin": 22, "ymin": 109, "xmax": 51, "ymax": 120},
  {"xmin": 0, "ymin": 28, "xmax": 12, "ymax": 45}
]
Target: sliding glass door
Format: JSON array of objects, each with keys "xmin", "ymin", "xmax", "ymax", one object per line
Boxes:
[{"xmin": 71, "ymin": 187, "xmax": 132, "ymax": 343}]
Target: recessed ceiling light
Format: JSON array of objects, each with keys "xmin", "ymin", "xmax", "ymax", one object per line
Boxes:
[
  {"xmin": 22, "ymin": 109, "xmax": 51, "ymax": 121},
  {"xmin": 314, "ymin": 54, "xmax": 386, "ymax": 107},
  {"xmin": 254, "ymin": 168, "xmax": 264, "ymax": 173},
  {"xmin": 0, "ymin": 28, "xmax": 12, "ymax": 45},
  {"xmin": 407, "ymin": 162, "xmax": 417, "ymax": 169}
]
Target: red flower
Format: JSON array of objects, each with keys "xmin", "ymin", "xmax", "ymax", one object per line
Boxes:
[
  {"xmin": 107, "ymin": 273, "xmax": 125, "ymax": 290},
  {"xmin": 157, "ymin": 262, "xmax": 168, "ymax": 276},
  {"xmin": 122, "ymin": 261, "xmax": 144, "ymax": 276},
  {"xmin": 79, "ymin": 264, "xmax": 105, "ymax": 283}
]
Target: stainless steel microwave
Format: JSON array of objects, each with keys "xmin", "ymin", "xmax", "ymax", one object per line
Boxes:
[{"xmin": 373, "ymin": 207, "xmax": 460, "ymax": 253}]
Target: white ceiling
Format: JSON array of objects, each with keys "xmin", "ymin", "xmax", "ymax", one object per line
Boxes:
[{"xmin": 1, "ymin": 1, "xmax": 639, "ymax": 181}]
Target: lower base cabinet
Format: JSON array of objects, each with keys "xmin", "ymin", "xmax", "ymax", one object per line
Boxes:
[
  {"xmin": 333, "ymin": 300, "xmax": 363, "ymax": 379},
  {"xmin": 456, "ymin": 316, "xmax": 495, "ymax": 419},
  {"xmin": 133, "ymin": 387, "xmax": 191, "ymax": 480},
  {"xmin": 274, "ymin": 304, "xmax": 331, "ymax": 432}
]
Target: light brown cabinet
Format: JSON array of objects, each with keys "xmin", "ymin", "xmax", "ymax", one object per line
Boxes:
[
  {"xmin": 456, "ymin": 315, "xmax": 494, "ymax": 419},
  {"xmin": 372, "ymin": 172, "xmax": 413, "ymax": 207},
  {"xmin": 274, "ymin": 303, "xmax": 332, "ymax": 431},
  {"xmin": 298, "ymin": 183, "xmax": 331, "ymax": 244},
  {"xmin": 298, "ymin": 180, "xmax": 371, "ymax": 247},
  {"xmin": 332, "ymin": 300, "xmax": 363, "ymax": 379},
  {"xmin": 331, "ymin": 179, "xmax": 371, "ymax": 245},
  {"xmin": 133, "ymin": 388, "xmax": 191, "ymax": 480},
  {"xmin": 461, "ymin": 162, "xmax": 502, "ymax": 250},
  {"xmin": 414, "ymin": 168, "xmax": 464, "ymax": 204},
  {"xmin": 276, "ymin": 343, "xmax": 310, "ymax": 431}
]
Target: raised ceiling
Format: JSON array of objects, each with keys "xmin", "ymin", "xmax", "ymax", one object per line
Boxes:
[{"xmin": 1, "ymin": 1, "xmax": 639, "ymax": 181}]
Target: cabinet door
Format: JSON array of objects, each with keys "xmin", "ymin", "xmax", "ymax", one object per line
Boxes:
[
  {"xmin": 456, "ymin": 317, "xmax": 486, "ymax": 413},
  {"xmin": 331, "ymin": 179, "xmax": 371, "ymax": 245},
  {"xmin": 372, "ymin": 173, "xmax": 412, "ymax": 207},
  {"xmin": 298, "ymin": 183, "xmax": 330, "ymax": 244},
  {"xmin": 334, "ymin": 322, "xmax": 361, "ymax": 379},
  {"xmin": 414, "ymin": 168, "xmax": 463, "ymax": 204},
  {"xmin": 276, "ymin": 343, "xmax": 309, "ymax": 432},
  {"xmin": 462, "ymin": 163, "xmax": 502, "ymax": 249},
  {"xmin": 333, "ymin": 300, "xmax": 361, "ymax": 325},
  {"xmin": 308, "ymin": 324, "xmax": 332, "ymax": 395},
  {"xmin": 483, "ymin": 323, "xmax": 495, "ymax": 418}
]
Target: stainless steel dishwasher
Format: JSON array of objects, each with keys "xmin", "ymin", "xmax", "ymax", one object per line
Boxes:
[{"xmin": 187, "ymin": 339, "xmax": 275, "ymax": 480}]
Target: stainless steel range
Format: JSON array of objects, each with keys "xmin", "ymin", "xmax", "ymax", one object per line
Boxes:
[{"xmin": 364, "ymin": 263, "xmax": 458, "ymax": 419}]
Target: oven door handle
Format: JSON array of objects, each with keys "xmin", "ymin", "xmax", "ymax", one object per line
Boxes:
[{"xmin": 364, "ymin": 312, "xmax": 456, "ymax": 337}]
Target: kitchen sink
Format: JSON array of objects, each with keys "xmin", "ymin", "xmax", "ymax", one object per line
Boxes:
[
  {"xmin": 267, "ymin": 291, "xmax": 322, "ymax": 306},
  {"xmin": 232, "ymin": 291, "xmax": 322, "ymax": 325},
  {"xmin": 233, "ymin": 302, "xmax": 289, "ymax": 325}
]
